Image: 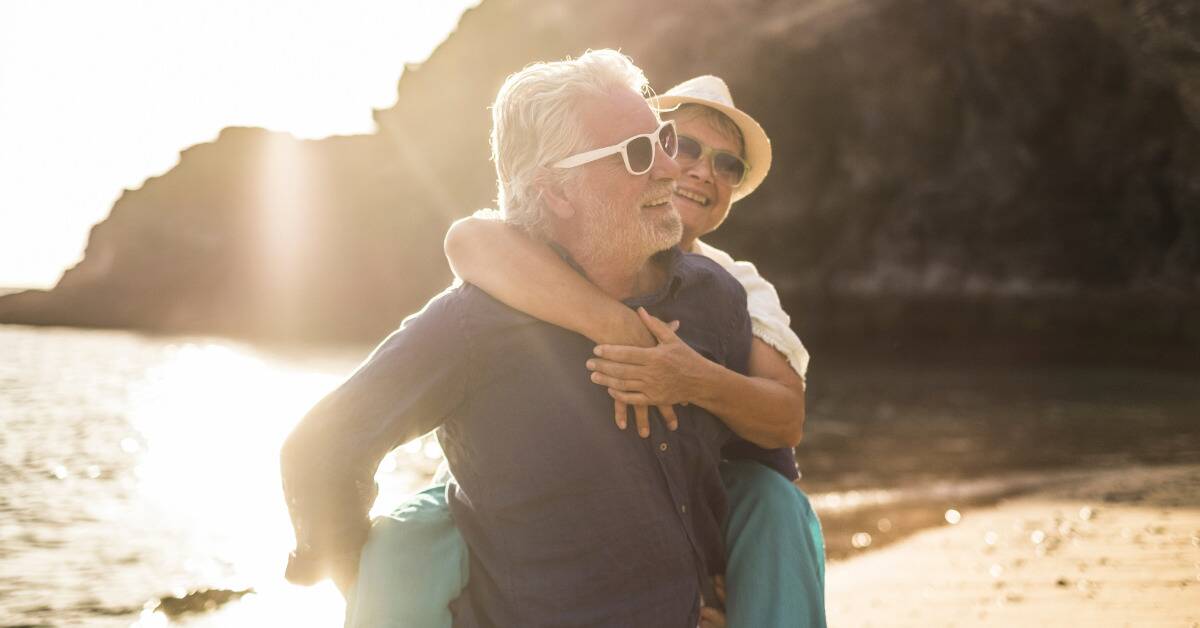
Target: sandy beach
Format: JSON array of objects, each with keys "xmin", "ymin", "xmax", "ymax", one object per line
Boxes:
[{"xmin": 825, "ymin": 464, "xmax": 1200, "ymax": 627}]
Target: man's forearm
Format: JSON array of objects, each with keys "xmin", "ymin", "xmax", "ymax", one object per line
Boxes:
[{"xmin": 280, "ymin": 418, "xmax": 376, "ymax": 587}]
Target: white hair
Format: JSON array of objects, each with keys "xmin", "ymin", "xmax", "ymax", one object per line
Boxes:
[{"xmin": 490, "ymin": 49, "xmax": 650, "ymax": 240}]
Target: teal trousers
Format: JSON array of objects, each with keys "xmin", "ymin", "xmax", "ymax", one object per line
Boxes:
[
  {"xmin": 719, "ymin": 460, "xmax": 826, "ymax": 628},
  {"xmin": 345, "ymin": 461, "xmax": 826, "ymax": 627}
]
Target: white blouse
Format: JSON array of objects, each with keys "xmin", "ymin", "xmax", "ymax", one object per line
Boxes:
[{"xmin": 693, "ymin": 239, "xmax": 810, "ymax": 383}]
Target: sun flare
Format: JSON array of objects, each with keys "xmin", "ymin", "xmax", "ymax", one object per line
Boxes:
[
  {"xmin": 120, "ymin": 339, "xmax": 441, "ymax": 624},
  {"xmin": 0, "ymin": 0, "xmax": 479, "ymax": 289}
]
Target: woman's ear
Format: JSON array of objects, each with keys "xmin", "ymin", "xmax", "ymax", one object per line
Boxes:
[{"xmin": 537, "ymin": 170, "xmax": 575, "ymax": 220}]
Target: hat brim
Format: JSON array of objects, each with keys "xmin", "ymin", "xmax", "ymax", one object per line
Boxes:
[{"xmin": 650, "ymin": 95, "xmax": 772, "ymax": 203}]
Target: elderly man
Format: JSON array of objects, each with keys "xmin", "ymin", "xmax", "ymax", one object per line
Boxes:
[{"xmin": 281, "ymin": 50, "xmax": 756, "ymax": 626}]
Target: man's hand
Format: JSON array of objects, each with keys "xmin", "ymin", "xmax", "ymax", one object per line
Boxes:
[
  {"xmin": 332, "ymin": 558, "xmax": 358, "ymax": 600},
  {"xmin": 699, "ymin": 574, "xmax": 728, "ymax": 628},
  {"xmin": 699, "ymin": 606, "xmax": 727, "ymax": 628}
]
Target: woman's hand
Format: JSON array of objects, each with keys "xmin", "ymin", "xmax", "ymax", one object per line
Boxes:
[
  {"xmin": 589, "ymin": 307, "xmax": 708, "ymax": 406},
  {"xmin": 588, "ymin": 307, "xmax": 714, "ymax": 436}
]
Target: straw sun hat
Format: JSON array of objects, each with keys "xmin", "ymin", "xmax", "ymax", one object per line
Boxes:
[{"xmin": 650, "ymin": 75, "xmax": 772, "ymax": 202}]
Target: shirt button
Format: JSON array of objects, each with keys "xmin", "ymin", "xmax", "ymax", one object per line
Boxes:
[
  {"xmin": 658, "ymin": 442, "xmax": 668, "ymax": 452},
  {"xmin": 680, "ymin": 504, "xmax": 687, "ymax": 514}
]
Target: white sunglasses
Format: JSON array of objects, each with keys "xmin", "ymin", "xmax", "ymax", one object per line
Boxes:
[{"xmin": 552, "ymin": 120, "xmax": 678, "ymax": 175}]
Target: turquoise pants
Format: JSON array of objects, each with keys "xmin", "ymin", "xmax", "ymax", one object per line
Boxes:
[{"xmin": 345, "ymin": 460, "xmax": 825, "ymax": 627}]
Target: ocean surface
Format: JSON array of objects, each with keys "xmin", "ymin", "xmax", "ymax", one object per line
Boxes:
[{"xmin": 2, "ymin": 324, "xmax": 1197, "ymax": 626}]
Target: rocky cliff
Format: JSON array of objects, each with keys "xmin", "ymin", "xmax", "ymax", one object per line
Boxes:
[{"xmin": 3, "ymin": 0, "xmax": 1197, "ymax": 361}]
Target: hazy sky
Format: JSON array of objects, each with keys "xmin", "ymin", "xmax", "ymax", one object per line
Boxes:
[{"xmin": 0, "ymin": 0, "xmax": 477, "ymax": 288}]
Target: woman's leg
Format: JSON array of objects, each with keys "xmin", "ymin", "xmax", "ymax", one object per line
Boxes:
[
  {"xmin": 720, "ymin": 459, "xmax": 827, "ymax": 628},
  {"xmin": 344, "ymin": 484, "xmax": 469, "ymax": 628}
]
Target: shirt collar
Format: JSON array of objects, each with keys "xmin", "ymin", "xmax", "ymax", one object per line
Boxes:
[
  {"xmin": 546, "ymin": 244, "xmax": 688, "ymax": 307},
  {"xmin": 624, "ymin": 247, "xmax": 686, "ymax": 308}
]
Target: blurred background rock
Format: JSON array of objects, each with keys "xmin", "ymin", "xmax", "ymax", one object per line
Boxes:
[{"xmin": 3, "ymin": 0, "xmax": 1197, "ymax": 365}]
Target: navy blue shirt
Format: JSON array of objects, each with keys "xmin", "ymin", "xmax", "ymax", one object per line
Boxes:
[{"xmin": 282, "ymin": 248, "xmax": 784, "ymax": 627}]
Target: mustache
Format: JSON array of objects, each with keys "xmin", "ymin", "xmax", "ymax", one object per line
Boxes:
[{"xmin": 640, "ymin": 184, "xmax": 675, "ymax": 204}]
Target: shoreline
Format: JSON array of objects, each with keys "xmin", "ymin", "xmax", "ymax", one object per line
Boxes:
[
  {"xmin": 810, "ymin": 468, "xmax": 1105, "ymax": 561},
  {"xmin": 825, "ymin": 463, "xmax": 1200, "ymax": 626},
  {"xmin": 5, "ymin": 318, "xmax": 1199, "ymax": 371},
  {"xmin": 143, "ymin": 464, "xmax": 1200, "ymax": 625}
]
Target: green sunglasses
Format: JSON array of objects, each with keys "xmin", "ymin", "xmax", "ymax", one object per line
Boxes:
[{"xmin": 675, "ymin": 134, "xmax": 749, "ymax": 188}]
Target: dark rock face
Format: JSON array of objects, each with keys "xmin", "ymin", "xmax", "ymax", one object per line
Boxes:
[{"xmin": 2, "ymin": 0, "xmax": 1197, "ymax": 359}]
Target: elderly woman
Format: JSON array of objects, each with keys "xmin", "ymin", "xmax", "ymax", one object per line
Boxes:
[{"xmin": 346, "ymin": 76, "xmax": 826, "ymax": 628}]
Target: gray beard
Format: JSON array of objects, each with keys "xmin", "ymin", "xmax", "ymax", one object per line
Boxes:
[{"xmin": 576, "ymin": 195, "xmax": 682, "ymax": 271}]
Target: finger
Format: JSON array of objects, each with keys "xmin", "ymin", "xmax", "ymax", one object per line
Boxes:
[
  {"xmin": 713, "ymin": 574, "xmax": 726, "ymax": 603},
  {"xmin": 590, "ymin": 371, "xmax": 645, "ymax": 392},
  {"xmin": 634, "ymin": 404, "xmax": 650, "ymax": 438},
  {"xmin": 593, "ymin": 344, "xmax": 653, "ymax": 364},
  {"xmin": 608, "ymin": 388, "xmax": 651, "ymax": 406},
  {"xmin": 658, "ymin": 404, "xmax": 679, "ymax": 431},
  {"xmin": 586, "ymin": 358, "xmax": 640, "ymax": 380},
  {"xmin": 614, "ymin": 399, "xmax": 627, "ymax": 430},
  {"xmin": 668, "ymin": 320, "xmax": 681, "ymax": 332},
  {"xmin": 637, "ymin": 307, "xmax": 680, "ymax": 344},
  {"xmin": 699, "ymin": 607, "xmax": 727, "ymax": 628}
]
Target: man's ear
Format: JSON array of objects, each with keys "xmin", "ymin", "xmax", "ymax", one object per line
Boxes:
[{"xmin": 537, "ymin": 171, "xmax": 575, "ymax": 220}]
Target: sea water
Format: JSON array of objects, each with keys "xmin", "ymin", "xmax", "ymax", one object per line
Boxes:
[
  {"xmin": 0, "ymin": 324, "xmax": 437, "ymax": 626},
  {"xmin": 2, "ymin": 324, "xmax": 1197, "ymax": 625}
]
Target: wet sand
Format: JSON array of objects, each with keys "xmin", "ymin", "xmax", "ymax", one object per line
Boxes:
[{"xmin": 825, "ymin": 464, "xmax": 1200, "ymax": 626}]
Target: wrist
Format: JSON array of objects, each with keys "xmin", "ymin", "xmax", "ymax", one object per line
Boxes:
[
  {"xmin": 584, "ymin": 314, "xmax": 619, "ymax": 345},
  {"xmin": 591, "ymin": 308, "xmax": 654, "ymax": 347},
  {"xmin": 684, "ymin": 352, "xmax": 724, "ymax": 406}
]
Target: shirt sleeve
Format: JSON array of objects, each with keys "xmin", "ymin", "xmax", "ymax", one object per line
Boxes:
[
  {"xmin": 694, "ymin": 240, "xmax": 810, "ymax": 383},
  {"xmin": 279, "ymin": 288, "xmax": 469, "ymax": 586}
]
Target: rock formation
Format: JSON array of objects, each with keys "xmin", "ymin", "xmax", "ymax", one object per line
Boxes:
[{"xmin": 2, "ymin": 0, "xmax": 1197, "ymax": 361}]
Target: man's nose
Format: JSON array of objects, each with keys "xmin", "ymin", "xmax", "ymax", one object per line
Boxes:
[{"xmin": 651, "ymin": 142, "xmax": 681, "ymax": 181}]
